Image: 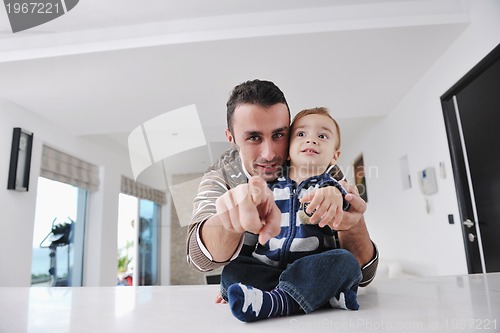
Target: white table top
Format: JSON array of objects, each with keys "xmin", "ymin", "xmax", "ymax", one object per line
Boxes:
[{"xmin": 1, "ymin": 273, "xmax": 499, "ymax": 333}]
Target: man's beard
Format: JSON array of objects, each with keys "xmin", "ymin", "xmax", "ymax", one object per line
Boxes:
[
  {"xmin": 234, "ymin": 143, "xmax": 285, "ymax": 181},
  {"xmin": 251, "ymin": 157, "xmax": 284, "ymax": 180}
]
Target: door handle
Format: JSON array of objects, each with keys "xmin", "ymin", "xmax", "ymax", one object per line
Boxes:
[
  {"xmin": 468, "ymin": 233, "xmax": 476, "ymax": 242},
  {"xmin": 463, "ymin": 219, "xmax": 474, "ymax": 228}
]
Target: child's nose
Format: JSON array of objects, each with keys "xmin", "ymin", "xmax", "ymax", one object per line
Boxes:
[{"xmin": 306, "ymin": 138, "xmax": 318, "ymax": 144}]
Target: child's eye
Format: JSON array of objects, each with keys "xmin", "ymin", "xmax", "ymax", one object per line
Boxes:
[
  {"xmin": 297, "ymin": 131, "xmax": 305, "ymax": 137},
  {"xmin": 318, "ymin": 134, "xmax": 328, "ymax": 139}
]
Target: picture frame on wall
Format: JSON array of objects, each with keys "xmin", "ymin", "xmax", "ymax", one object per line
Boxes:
[{"xmin": 7, "ymin": 127, "xmax": 34, "ymax": 191}]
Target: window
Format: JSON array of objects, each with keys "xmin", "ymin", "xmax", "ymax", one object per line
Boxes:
[
  {"xmin": 117, "ymin": 194, "xmax": 160, "ymax": 286},
  {"xmin": 137, "ymin": 199, "xmax": 159, "ymax": 285},
  {"xmin": 31, "ymin": 177, "xmax": 87, "ymax": 286},
  {"xmin": 31, "ymin": 145, "xmax": 98, "ymax": 286}
]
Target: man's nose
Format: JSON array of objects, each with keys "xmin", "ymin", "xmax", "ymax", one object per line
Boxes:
[{"xmin": 260, "ymin": 140, "xmax": 276, "ymax": 161}]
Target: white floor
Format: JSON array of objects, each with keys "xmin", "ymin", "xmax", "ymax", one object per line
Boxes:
[{"xmin": 1, "ymin": 273, "xmax": 499, "ymax": 332}]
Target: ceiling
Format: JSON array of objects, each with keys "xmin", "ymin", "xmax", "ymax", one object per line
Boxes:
[{"xmin": 0, "ymin": 0, "xmax": 470, "ymax": 175}]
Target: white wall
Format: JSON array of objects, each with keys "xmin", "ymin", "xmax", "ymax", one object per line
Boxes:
[
  {"xmin": 0, "ymin": 99, "xmax": 134, "ymax": 286},
  {"xmin": 1, "ymin": 101, "xmax": 41, "ymax": 287},
  {"xmin": 340, "ymin": 0, "xmax": 500, "ymax": 277}
]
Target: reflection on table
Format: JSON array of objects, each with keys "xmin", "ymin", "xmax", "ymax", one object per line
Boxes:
[{"xmin": 1, "ymin": 273, "xmax": 499, "ymax": 332}]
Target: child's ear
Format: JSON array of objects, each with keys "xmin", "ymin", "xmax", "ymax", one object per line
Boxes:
[
  {"xmin": 225, "ymin": 129, "xmax": 234, "ymax": 143},
  {"xmin": 331, "ymin": 150, "xmax": 341, "ymax": 165}
]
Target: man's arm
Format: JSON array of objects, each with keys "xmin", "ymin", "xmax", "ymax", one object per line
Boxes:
[
  {"xmin": 201, "ymin": 215, "xmax": 245, "ymax": 262},
  {"xmin": 336, "ymin": 181, "xmax": 379, "ymax": 287},
  {"xmin": 187, "ymin": 165, "xmax": 238, "ymax": 271},
  {"xmin": 187, "ymin": 174, "xmax": 281, "ymax": 271},
  {"xmin": 187, "ymin": 216, "xmax": 243, "ymax": 272},
  {"xmin": 201, "ymin": 177, "xmax": 281, "ymax": 261},
  {"xmin": 337, "ymin": 215, "xmax": 373, "ymax": 266}
]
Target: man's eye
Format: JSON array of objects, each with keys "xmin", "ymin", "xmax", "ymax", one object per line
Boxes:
[
  {"xmin": 273, "ymin": 132, "xmax": 285, "ymax": 139},
  {"xmin": 248, "ymin": 136, "xmax": 260, "ymax": 142}
]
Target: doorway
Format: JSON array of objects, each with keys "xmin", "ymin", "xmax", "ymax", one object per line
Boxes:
[
  {"xmin": 441, "ymin": 43, "xmax": 500, "ymax": 273},
  {"xmin": 117, "ymin": 193, "xmax": 160, "ymax": 285},
  {"xmin": 31, "ymin": 177, "xmax": 87, "ymax": 286}
]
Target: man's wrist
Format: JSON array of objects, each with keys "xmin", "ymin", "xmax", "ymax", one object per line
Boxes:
[
  {"xmin": 199, "ymin": 216, "xmax": 245, "ymax": 263},
  {"xmin": 338, "ymin": 218, "xmax": 372, "ymax": 260},
  {"xmin": 359, "ymin": 242, "xmax": 379, "ymax": 287}
]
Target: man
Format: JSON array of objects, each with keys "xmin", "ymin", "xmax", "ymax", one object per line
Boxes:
[{"xmin": 186, "ymin": 79, "xmax": 378, "ymax": 304}]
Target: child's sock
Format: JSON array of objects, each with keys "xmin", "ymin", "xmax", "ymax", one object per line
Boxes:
[
  {"xmin": 329, "ymin": 288, "xmax": 359, "ymax": 310},
  {"xmin": 227, "ymin": 283, "xmax": 301, "ymax": 322}
]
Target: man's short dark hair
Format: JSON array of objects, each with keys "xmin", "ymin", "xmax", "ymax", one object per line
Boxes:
[{"xmin": 226, "ymin": 79, "xmax": 290, "ymax": 133}]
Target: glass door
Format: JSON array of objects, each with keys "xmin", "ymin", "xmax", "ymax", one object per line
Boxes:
[
  {"xmin": 137, "ymin": 199, "xmax": 159, "ymax": 285},
  {"xmin": 117, "ymin": 194, "xmax": 160, "ymax": 286},
  {"xmin": 31, "ymin": 177, "xmax": 87, "ymax": 286}
]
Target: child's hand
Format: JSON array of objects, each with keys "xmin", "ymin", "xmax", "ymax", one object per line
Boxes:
[{"xmin": 299, "ymin": 186, "xmax": 344, "ymax": 229}]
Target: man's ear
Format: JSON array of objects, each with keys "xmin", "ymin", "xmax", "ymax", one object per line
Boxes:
[{"xmin": 225, "ymin": 128, "xmax": 234, "ymax": 143}]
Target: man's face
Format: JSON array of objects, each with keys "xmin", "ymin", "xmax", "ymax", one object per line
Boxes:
[{"xmin": 226, "ymin": 103, "xmax": 290, "ymax": 182}]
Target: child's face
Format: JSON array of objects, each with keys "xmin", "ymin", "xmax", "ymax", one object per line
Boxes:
[{"xmin": 289, "ymin": 114, "xmax": 340, "ymax": 170}]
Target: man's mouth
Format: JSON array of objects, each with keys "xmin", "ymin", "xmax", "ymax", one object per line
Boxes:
[{"xmin": 256, "ymin": 164, "xmax": 277, "ymax": 171}]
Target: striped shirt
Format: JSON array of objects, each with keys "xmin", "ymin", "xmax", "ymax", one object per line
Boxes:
[
  {"xmin": 252, "ymin": 173, "xmax": 349, "ymax": 268},
  {"xmin": 186, "ymin": 148, "xmax": 378, "ymax": 286}
]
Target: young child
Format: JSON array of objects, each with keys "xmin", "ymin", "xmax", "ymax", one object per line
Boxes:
[{"xmin": 226, "ymin": 107, "xmax": 361, "ymax": 322}]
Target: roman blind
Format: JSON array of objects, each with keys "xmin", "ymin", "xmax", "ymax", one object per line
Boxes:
[
  {"xmin": 40, "ymin": 145, "xmax": 100, "ymax": 191},
  {"xmin": 121, "ymin": 176, "xmax": 166, "ymax": 205}
]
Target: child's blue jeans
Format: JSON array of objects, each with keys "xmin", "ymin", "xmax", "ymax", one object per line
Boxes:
[{"xmin": 220, "ymin": 248, "xmax": 362, "ymax": 313}]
